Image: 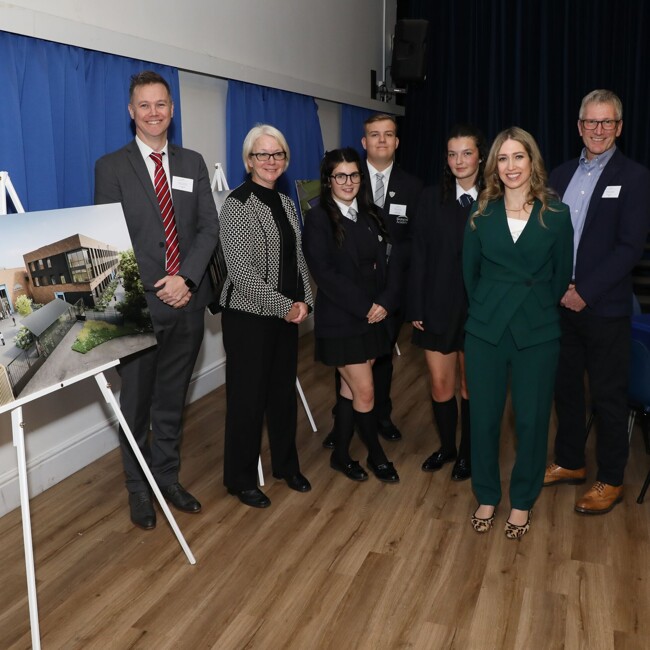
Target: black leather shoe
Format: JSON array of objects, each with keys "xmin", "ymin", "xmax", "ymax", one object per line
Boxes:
[
  {"xmin": 128, "ymin": 491, "xmax": 156, "ymax": 530},
  {"xmin": 367, "ymin": 458, "xmax": 400, "ymax": 483},
  {"xmin": 421, "ymin": 448, "xmax": 457, "ymax": 472},
  {"xmin": 227, "ymin": 487, "xmax": 271, "ymax": 508},
  {"xmin": 160, "ymin": 482, "xmax": 202, "ymax": 513},
  {"xmin": 451, "ymin": 458, "xmax": 471, "ymax": 481},
  {"xmin": 273, "ymin": 472, "xmax": 312, "ymax": 492},
  {"xmin": 322, "ymin": 429, "xmax": 336, "ymax": 449},
  {"xmin": 378, "ymin": 420, "xmax": 402, "ymax": 441},
  {"xmin": 330, "ymin": 454, "xmax": 368, "ymax": 481}
]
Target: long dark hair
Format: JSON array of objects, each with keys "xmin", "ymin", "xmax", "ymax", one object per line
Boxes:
[
  {"xmin": 319, "ymin": 148, "xmax": 389, "ymax": 247},
  {"xmin": 441, "ymin": 123, "xmax": 487, "ymax": 203}
]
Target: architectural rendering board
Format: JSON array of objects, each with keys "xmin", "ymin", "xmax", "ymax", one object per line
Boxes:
[{"xmin": 0, "ymin": 203, "xmax": 155, "ymax": 403}]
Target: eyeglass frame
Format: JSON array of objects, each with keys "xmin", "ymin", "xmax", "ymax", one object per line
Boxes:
[
  {"xmin": 580, "ymin": 119, "xmax": 621, "ymax": 131},
  {"xmin": 329, "ymin": 172, "xmax": 363, "ymax": 185},
  {"xmin": 249, "ymin": 151, "xmax": 287, "ymax": 161}
]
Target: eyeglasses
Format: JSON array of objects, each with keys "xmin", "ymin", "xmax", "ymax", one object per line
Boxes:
[
  {"xmin": 330, "ymin": 172, "xmax": 362, "ymax": 185},
  {"xmin": 580, "ymin": 119, "xmax": 620, "ymax": 131},
  {"xmin": 249, "ymin": 151, "xmax": 287, "ymax": 161}
]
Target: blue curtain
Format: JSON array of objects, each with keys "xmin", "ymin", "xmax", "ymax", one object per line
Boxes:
[
  {"xmin": 340, "ymin": 104, "xmax": 377, "ymax": 158},
  {"xmin": 0, "ymin": 31, "xmax": 181, "ymax": 212},
  {"xmin": 226, "ymin": 81, "xmax": 324, "ymax": 208}
]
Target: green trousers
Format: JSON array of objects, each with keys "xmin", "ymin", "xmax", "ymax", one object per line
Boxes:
[{"xmin": 465, "ymin": 329, "xmax": 559, "ymax": 510}]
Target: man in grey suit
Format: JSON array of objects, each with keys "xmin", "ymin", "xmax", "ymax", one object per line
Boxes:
[{"xmin": 95, "ymin": 71, "xmax": 218, "ymax": 529}]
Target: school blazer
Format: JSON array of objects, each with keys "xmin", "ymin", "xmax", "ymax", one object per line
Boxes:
[
  {"xmin": 463, "ymin": 198, "xmax": 574, "ymax": 349},
  {"xmin": 549, "ymin": 148, "xmax": 650, "ymax": 317},
  {"xmin": 303, "ymin": 204, "xmax": 400, "ymax": 338},
  {"xmin": 406, "ymin": 186, "xmax": 470, "ymax": 332}
]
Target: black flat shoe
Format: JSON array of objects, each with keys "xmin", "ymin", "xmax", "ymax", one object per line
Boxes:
[
  {"xmin": 128, "ymin": 491, "xmax": 156, "ymax": 530},
  {"xmin": 421, "ymin": 448, "xmax": 457, "ymax": 472},
  {"xmin": 273, "ymin": 472, "xmax": 312, "ymax": 492},
  {"xmin": 451, "ymin": 457, "xmax": 471, "ymax": 481},
  {"xmin": 378, "ymin": 420, "xmax": 402, "ymax": 441},
  {"xmin": 367, "ymin": 458, "xmax": 400, "ymax": 483},
  {"xmin": 322, "ymin": 430, "xmax": 336, "ymax": 449},
  {"xmin": 227, "ymin": 487, "xmax": 271, "ymax": 508},
  {"xmin": 330, "ymin": 454, "xmax": 368, "ymax": 482},
  {"xmin": 160, "ymin": 482, "xmax": 202, "ymax": 513}
]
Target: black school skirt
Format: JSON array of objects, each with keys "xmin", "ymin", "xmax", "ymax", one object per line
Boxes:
[{"xmin": 315, "ymin": 322, "xmax": 391, "ymax": 367}]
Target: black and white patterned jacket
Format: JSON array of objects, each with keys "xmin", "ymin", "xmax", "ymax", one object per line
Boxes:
[{"xmin": 219, "ymin": 180, "xmax": 313, "ymax": 318}]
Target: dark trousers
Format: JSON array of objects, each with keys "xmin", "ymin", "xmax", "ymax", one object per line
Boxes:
[
  {"xmin": 466, "ymin": 330, "xmax": 559, "ymax": 510},
  {"xmin": 118, "ymin": 307, "xmax": 205, "ymax": 494},
  {"xmin": 372, "ymin": 312, "xmax": 402, "ymax": 423},
  {"xmin": 222, "ymin": 309, "xmax": 300, "ymax": 491},
  {"xmin": 554, "ymin": 309, "xmax": 631, "ymax": 486}
]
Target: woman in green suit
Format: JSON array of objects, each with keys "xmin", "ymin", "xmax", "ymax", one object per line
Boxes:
[{"xmin": 463, "ymin": 127, "xmax": 573, "ymax": 538}]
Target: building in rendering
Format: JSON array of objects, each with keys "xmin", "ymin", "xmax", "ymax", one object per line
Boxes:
[{"xmin": 23, "ymin": 234, "xmax": 119, "ymax": 307}]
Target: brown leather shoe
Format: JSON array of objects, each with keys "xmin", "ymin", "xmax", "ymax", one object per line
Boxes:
[
  {"xmin": 575, "ymin": 481, "xmax": 623, "ymax": 515},
  {"xmin": 543, "ymin": 463, "xmax": 587, "ymax": 487}
]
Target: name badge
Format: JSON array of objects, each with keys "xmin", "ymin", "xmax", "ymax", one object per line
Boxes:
[
  {"xmin": 389, "ymin": 203, "xmax": 407, "ymax": 216},
  {"xmin": 172, "ymin": 176, "xmax": 194, "ymax": 192},
  {"xmin": 602, "ymin": 185, "xmax": 621, "ymax": 198}
]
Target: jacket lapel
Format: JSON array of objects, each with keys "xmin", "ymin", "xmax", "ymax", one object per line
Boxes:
[{"xmin": 126, "ymin": 141, "xmax": 160, "ymax": 215}]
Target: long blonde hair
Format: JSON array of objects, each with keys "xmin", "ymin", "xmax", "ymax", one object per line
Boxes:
[{"xmin": 470, "ymin": 126, "xmax": 558, "ymax": 228}]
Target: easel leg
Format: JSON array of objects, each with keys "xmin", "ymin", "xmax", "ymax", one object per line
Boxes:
[
  {"xmin": 12, "ymin": 406, "xmax": 41, "ymax": 650},
  {"xmin": 257, "ymin": 456, "xmax": 265, "ymax": 487},
  {"xmin": 94, "ymin": 373, "xmax": 196, "ymax": 565},
  {"xmin": 296, "ymin": 377, "xmax": 317, "ymax": 433}
]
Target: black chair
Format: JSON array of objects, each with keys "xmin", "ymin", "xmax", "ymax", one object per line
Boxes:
[{"xmin": 628, "ymin": 338, "xmax": 650, "ymax": 503}]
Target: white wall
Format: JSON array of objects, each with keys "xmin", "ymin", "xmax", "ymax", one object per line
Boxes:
[
  {"xmin": 1, "ymin": 0, "xmax": 401, "ymax": 113},
  {"xmin": 0, "ymin": 2, "xmax": 394, "ymax": 516}
]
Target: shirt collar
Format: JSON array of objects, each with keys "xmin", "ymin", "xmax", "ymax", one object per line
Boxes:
[
  {"xmin": 333, "ymin": 197, "xmax": 359, "ymax": 220},
  {"xmin": 579, "ymin": 144, "xmax": 616, "ymax": 169},
  {"xmin": 456, "ymin": 182, "xmax": 478, "ymax": 201},
  {"xmin": 135, "ymin": 135, "xmax": 169, "ymax": 159},
  {"xmin": 366, "ymin": 160, "xmax": 394, "ymax": 177}
]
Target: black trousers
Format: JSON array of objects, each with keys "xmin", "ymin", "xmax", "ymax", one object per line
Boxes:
[
  {"xmin": 222, "ymin": 309, "xmax": 300, "ymax": 491},
  {"xmin": 372, "ymin": 311, "xmax": 402, "ymax": 423},
  {"xmin": 118, "ymin": 307, "xmax": 205, "ymax": 494},
  {"xmin": 554, "ymin": 308, "xmax": 631, "ymax": 486}
]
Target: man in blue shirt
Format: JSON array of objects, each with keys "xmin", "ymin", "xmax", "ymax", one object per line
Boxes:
[{"xmin": 544, "ymin": 90, "xmax": 650, "ymax": 514}]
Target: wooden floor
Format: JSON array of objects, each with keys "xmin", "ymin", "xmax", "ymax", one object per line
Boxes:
[{"xmin": 1, "ymin": 328, "xmax": 649, "ymax": 650}]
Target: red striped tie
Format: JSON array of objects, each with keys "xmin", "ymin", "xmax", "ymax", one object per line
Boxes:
[{"xmin": 150, "ymin": 151, "xmax": 180, "ymax": 276}]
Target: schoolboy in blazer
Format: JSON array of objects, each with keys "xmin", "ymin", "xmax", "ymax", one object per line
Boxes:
[{"xmin": 362, "ymin": 114, "xmax": 423, "ymax": 440}]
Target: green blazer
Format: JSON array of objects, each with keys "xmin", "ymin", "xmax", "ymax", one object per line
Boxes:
[{"xmin": 463, "ymin": 198, "xmax": 574, "ymax": 348}]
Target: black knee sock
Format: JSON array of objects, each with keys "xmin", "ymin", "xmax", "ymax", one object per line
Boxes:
[
  {"xmin": 333, "ymin": 396, "xmax": 354, "ymax": 464},
  {"xmin": 354, "ymin": 409, "xmax": 388, "ymax": 465},
  {"xmin": 459, "ymin": 398, "xmax": 471, "ymax": 460},
  {"xmin": 432, "ymin": 397, "xmax": 458, "ymax": 454}
]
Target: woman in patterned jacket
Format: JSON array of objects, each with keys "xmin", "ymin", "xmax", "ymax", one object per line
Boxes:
[{"xmin": 219, "ymin": 124, "xmax": 313, "ymax": 509}]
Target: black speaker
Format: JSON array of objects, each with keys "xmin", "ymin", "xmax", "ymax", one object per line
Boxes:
[{"xmin": 391, "ymin": 19, "xmax": 428, "ymax": 83}]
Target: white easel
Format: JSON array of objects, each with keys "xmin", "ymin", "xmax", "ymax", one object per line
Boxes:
[
  {"xmin": 0, "ymin": 171, "xmax": 25, "ymax": 214},
  {"xmin": 210, "ymin": 164, "xmax": 318, "ymax": 483},
  {"xmin": 2, "ymin": 188, "xmax": 195, "ymax": 650}
]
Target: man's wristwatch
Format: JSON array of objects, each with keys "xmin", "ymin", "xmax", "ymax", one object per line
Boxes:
[{"xmin": 179, "ymin": 275, "xmax": 196, "ymax": 291}]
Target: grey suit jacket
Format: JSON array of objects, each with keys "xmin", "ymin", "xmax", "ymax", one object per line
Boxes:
[{"xmin": 94, "ymin": 141, "xmax": 219, "ymax": 320}]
